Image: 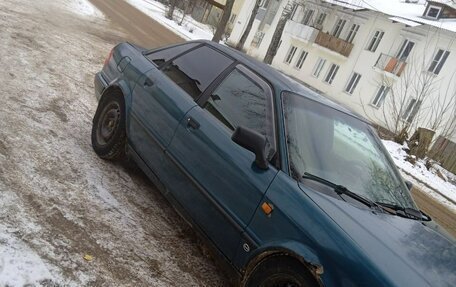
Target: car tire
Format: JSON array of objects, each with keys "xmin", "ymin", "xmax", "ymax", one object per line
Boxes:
[
  {"xmin": 91, "ymin": 92, "xmax": 126, "ymax": 160},
  {"xmin": 244, "ymin": 256, "xmax": 317, "ymax": 287}
]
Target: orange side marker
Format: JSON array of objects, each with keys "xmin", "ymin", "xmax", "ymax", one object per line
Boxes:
[{"xmin": 261, "ymin": 202, "xmax": 274, "ymax": 216}]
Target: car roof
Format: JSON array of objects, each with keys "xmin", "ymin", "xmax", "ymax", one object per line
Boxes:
[{"xmin": 194, "ymin": 40, "xmax": 368, "ymax": 123}]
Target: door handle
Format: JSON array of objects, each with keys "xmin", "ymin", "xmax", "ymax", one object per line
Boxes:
[
  {"xmin": 186, "ymin": 117, "xmax": 200, "ymax": 130},
  {"xmin": 144, "ymin": 78, "xmax": 154, "ymax": 87}
]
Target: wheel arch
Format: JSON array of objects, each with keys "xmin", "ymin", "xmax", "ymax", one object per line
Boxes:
[
  {"xmin": 98, "ymin": 80, "xmax": 133, "ymax": 135},
  {"xmin": 100, "ymin": 79, "xmax": 132, "ymax": 109},
  {"xmin": 241, "ymin": 241, "xmax": 325, "ymax": 287}
]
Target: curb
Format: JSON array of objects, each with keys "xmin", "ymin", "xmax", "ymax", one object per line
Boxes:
[{"xmin": 401, "ymin": 169, "xmax": 456, "ymax": 206}]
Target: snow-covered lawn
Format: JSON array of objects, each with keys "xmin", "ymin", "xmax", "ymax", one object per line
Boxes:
[
  {"xmin": 126, "ymin": 0, "xmax": 214, "ymax": 41},
  {"xmin": 383, "ymin": 140, "xmax": 456, "ymax": 212}
]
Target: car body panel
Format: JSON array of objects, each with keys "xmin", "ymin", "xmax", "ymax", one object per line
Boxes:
[
  {"xmin": 128, "ymin": 66, "xmax": 196, "ymax": 172},
  {"xmin": 167, "ymin": 104, "xmax": 279, "ymax": 261},
  {"xmin": 302, "ymin": 183, "xmax": 456, "ymax": 287},
  {"xmin": 94, "ymin": 40, "xmax": 456, "ymax": 287}
]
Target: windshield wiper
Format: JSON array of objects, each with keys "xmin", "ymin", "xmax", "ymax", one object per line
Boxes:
[
  {"xmin": 302, "ymin": 172, "xmax": 379, "ymax": 209},
  {"xmin": 375, "ymin": 202, "xmax": 423, "ymax": 220}
]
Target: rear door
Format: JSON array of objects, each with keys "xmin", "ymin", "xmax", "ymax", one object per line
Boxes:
[
  {"xmin": 129, "ymin": 43, "xmax": 233, "ymax": 181},
  {"xmin": 167, "ymin": 64, "xmax": 279, "ymax": 261}
]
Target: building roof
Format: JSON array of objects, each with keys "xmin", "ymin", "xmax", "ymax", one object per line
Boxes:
[
  {"xmin": 322, "ymin": 0, "xmax": 456, "ymax": 32},
  {"xmin": 428, "ymin": 0, "xmax": 456, "ymax": 9}
]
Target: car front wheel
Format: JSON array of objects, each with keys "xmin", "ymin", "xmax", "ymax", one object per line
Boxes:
[
  {"xmin": 244, "ymin": 256, "xmax": 318, "ymax": 287},
  {"xmin": 91, "ymin": 91, "xmax": 126, "ymax": 160}
]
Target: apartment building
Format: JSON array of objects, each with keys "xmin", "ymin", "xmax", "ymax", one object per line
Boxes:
[
  {"xmin": 228, "ymin": 0, "xmax": 456, "ymax": 141},
  {"xmin": 192, "ymin": 0, "xmax": 245, "ymax": 33}
]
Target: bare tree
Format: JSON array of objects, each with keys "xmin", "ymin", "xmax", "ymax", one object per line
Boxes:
[
  {"xmin": 179, "ymin": 0, "xmax": 195, "ymax": 26},
  {"xmin": 263, "ymin": 0, "xmax": 296, "ymax": 64},
  {"xmin": 360, "ymin": 29, "xmax": 456, "ymax": 159},
  {"xmin": 361, "ymin": 49, "xmax": 439, "ymax": 142},
  {"xmin": 422, "ymin": 71, "xmax": 456, "ymax": 141},
  {"xmin": 212, "ymin": 0, "xmax": 235, "ymax": 43},
  {"xmin": 236, "ymin": 0, "xmax": 262, "ymax": 51},
  {"xmin": 166, "ymin": 0, "xmax": 177, "ymax": 20}
]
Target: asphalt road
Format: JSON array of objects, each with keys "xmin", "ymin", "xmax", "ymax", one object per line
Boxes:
[
  {"xmin": 0, "ymin": 0, "xmax": 226, "ymax": 284},
  {"xmin": 88, "ymin": 0, "xmax": 184, "ymax": 48},
  {"xmin": 412, "ymin": 189, "xmax": 456, "ymax": 237}
]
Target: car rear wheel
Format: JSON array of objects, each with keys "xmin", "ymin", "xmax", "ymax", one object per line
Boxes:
[
  {"xmin": 91, "ymin": 92, "xmax": 126, "ymax": 160},
  {"xmin": 244, "ymin": 256, "xmax": 318, "ymax": 287}
]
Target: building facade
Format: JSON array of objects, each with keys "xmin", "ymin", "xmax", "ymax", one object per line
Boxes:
[{"xmin": 228, "ymin": 0, "xmax": 456, "ymax": 141}]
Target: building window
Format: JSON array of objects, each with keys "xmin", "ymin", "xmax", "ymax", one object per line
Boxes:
[
  {"xmin": 312, "ymin": 58, "xmax": 326, "ymax": 77},
  {"xmin": 324, "ymin": 63, "xmax": 339, "ymax": 84},
  {"xmin": 345, "ymin": 24, "xmax": 360, "ymax": 43},
  {"xmin": 229, "ymin": 14, "xmax": 237, "ymax": 24},
  {"xmin": 251, "ymin": 31, "xmax": 265, "ymax": 47},
  {"xmin": 372, "ymin": 85, "xmax": 390, "ymax": 108},
  {"xmin": 402, "ymin": 98, "xmax": 422, "ymax": 123},
  {"xmin": 396, "ymin": 39, "xmax": 415, "ymax": 60},
  {"xmin": 295, "ymin": 50, "xmax": 308, "ymax": 69},
  {"xmin": 301, "ymin": 9, "xmax": 315, "ymax": 26},
  {"xmin": 285, "ymin": 45, "xmax": 298, "ymax": 64},
  {"xmin": 425, "ymin": 5, "xmax": 442, "ymax": 19},
  {"xmin": 366, "ymin": 30, "xmax": 384, "ymax": 52},
  {"xmin": 291, "ymin": 4, "xmax": 299, "ymax": 20},
  {"xmin": 260, "ymin": 0, "xmax": 271, "ymax": 8},
  {"xmin": 331, "ymin": 19, "xmax": 346, "ymax": 38},
  {"xmin": 345, "ymin": 72, "xmax": 361, "ymax": 94},
  {"xmin": 428, "ymin": 49, "xmax": 450, "ymax": 75},
  {"xmin": 315, "ymin": 13, "xmax": 327, "ymax": 27}
]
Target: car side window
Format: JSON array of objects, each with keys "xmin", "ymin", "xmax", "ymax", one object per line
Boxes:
[
  {"xmin": 203, "ymin": 66, "xmax": 275, "ymax": 148},
  {"xmin": 162, "ymin": 46, "xmax": 234, "ymax": 100},
  {"xmin": 145, "ymin": 43, "xmax": 198, "ymax": 67}
]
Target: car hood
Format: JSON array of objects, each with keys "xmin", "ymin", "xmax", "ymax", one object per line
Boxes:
[{"xmin": 300, "ymin": 184, "xmax": 456, "ymax": 287}]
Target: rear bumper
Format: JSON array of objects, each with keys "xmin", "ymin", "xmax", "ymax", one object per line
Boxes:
[{"xmin": 94, "ymin": 72, "xmax": 108, "ymax": 101}]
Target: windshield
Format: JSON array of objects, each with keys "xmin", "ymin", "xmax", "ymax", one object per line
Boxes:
[{"xmin": 282, "ymin": 92, "xmax": 417, "ymax": 209}]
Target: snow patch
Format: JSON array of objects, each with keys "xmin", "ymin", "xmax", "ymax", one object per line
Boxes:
[
  {"xmin": 382, "ymin": 140, "xmax": 456, "ymax": 211},
  {"xmin": 68, "ymin": 0, "xmax": 104, "ymax": 18},
  {"xmin": 126, "ymin": 0, "xmax": 214, "ymax": 41},
  {"xmin": 0, "ymin": 227, "xmax": 54, "ymax": 286}
]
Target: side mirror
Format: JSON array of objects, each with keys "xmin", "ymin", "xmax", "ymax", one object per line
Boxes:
[
  {"xmin": 405, "ymin": 180, "xmax": 413, "ymax": 191},
  {"xmin": 231, "ymin": 126, "xmax": 274, "ymax": 170}
]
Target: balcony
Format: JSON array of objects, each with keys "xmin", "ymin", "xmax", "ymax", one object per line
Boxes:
[
  {"xmin": 314, "ymin": 31, "xmax": 354, "ymax": 58},
  {"xmin": 283, "ymin": 20, "xmax": 320, "ymax": 43},
  {"xmin": 374, "ymin": 54, "xmax": 407, "ymax": 77}
]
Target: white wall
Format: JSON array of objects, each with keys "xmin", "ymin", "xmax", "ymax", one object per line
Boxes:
[{"xmin": 230, "ymin": 0, "xmax": 456, "ymax": 141}]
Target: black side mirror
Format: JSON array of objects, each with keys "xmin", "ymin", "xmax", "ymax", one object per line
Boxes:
[
  {"xmin": 231, "ymin": 126, "xmax": 274, "ymax": 170},
  {"xmin": 405, "ymin": 180, "xmax": 413, "ymax": 191}
]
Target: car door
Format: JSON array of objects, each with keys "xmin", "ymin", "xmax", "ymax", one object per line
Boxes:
[
  {"xmin": 129, "ymin": 43, "xmax": 233, "ymax": 182},
  {"xmin": 167, "ymin": 64, "xmax": 279, "ymax": 261}
]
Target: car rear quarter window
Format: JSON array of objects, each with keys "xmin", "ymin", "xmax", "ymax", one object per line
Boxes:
[
  {"xmin": 145, "ymin": 43, "xmax": 199, "ymax": 66},
  {"xmin": 162, "ymin": 46, "xmax": 234, "ymax": 100},
  {"xmin": 203, "ymin": 66, "xmax": 275, "ymax": 148}
]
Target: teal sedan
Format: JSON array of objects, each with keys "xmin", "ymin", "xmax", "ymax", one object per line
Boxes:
[{"xmin": 92, "ymin": 40, "xmax": 456, "ymax": 287}]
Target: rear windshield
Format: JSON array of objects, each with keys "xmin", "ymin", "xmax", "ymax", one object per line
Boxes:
[{"xmin": 145, "ymin": 43, "xmax": 199, "ymax": 67}]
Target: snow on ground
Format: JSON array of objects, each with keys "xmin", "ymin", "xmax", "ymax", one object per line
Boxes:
[
  {"xmin": 382, "ymin": 140, "xmax": 456, "ymax": 211},
  {"xmin": 0, "ymin": 224, "xmax": 54, "ymax": 286},
  {"xmin": 0, "ymin": 0, "xmax": 226, "ymax": 285},
  {"xmin": 126, "ymin": 0, "xmax": 214, "ymax": 41},
  {"xmin": 68, "ymin": 0, "xmax": 104, "ymax": 18}
]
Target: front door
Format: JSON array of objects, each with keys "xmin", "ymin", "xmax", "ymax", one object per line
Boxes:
[{"xmin": 167, "ymin": 65, "xmax": 279, "ymax": 261}]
